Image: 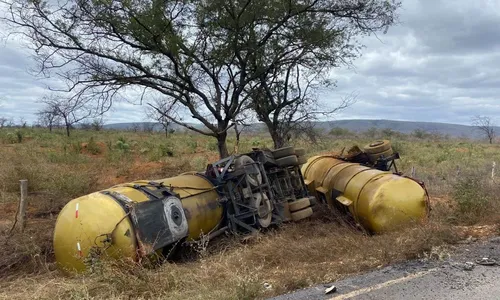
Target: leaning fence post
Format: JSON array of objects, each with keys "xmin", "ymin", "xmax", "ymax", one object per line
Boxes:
[{"xmin": 18, "ymin": 179, "xmax": 28, "ymax": 231}]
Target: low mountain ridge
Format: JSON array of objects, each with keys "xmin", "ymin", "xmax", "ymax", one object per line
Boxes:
[{"xmin": 104, "ymin": 119, "xmax": 494, "ymax": 139}]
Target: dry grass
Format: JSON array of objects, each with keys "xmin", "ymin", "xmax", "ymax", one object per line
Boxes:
[
  {"xmin": 1, "ymin": 128, "xmax": 500, "ymax": 299},
  {"xmin": 0, "ymin": 217, "xmax": 458, "ymax": 300}
]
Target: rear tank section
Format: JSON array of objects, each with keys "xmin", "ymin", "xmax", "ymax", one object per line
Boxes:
[
  {"xmin": 54, "ymin": 173, "xmax": 222, "ymax": 272},
  {"xmin": 301, "ymin": 156, "xmax": 429, "ymax": 233}
]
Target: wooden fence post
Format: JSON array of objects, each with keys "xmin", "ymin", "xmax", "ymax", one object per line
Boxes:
[
  {"xmin": 492, "ymin": 162, "xmax": 496, "ymax": 181},
  {"xmin": 18, "ymin": 179, "xmax": 28, "ymax": 231}
]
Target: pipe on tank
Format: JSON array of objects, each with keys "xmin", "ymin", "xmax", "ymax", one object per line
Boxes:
[
  {"xmin": 53, "ymin": 173, "xmax": 222, "ymax": 272},
  {"xmin": 301, "ymin": 156, "xmax": 428, "ymax": 233}
]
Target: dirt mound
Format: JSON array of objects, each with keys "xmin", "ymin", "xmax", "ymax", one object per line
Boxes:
[{"xmin": 80, "ymin": 141, "xmax": 107, "ymax": 156}]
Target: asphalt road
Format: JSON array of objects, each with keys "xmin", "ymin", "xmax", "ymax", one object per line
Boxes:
[{"xmin": 271, "ymin": 236, "xmax": 500, "ymax": 300}]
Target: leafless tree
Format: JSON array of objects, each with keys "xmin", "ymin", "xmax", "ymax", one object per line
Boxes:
[
  {"xmin": 141, "ymin": 122, "xmax": 155, "ymax": 133},
  {"xmin": 36, "ymin": 107, "xmax": 61, "ymax": 132},
  {"xmin": 91, "ymin": 118, "xmax": 105, "ymax": 131},
  {"xmin": 131, "ymin": 123, "xmax": 140, "ymax": 133},
  {"xmin": 40, "ymin": 95, "xmax": 95, "ymax": 136},
  {"xmin": 1, "ymin": 0, "xmax": 400, "ymax": 158},
  {"xmin": 146, "ymin": 99, "xmax": 178, "ymax": 138},
  {"xmin": 249, "ymin": 62, "xmax": 356, "ymax": 148},
  {"xmin": 231, "ymin": 110, "xmax": 254, "ymax": 154},
  {"xmin": 0, "ymin": 117, "xmax": 7, "ymax": 128},
  {"xmin": 472, "ymin": 115, "xmax": 495, "ymax": 144}
]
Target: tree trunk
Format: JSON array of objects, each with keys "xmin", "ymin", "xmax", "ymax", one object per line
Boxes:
[
  {"xmin": 266, "ymin": 123, "xmax": 286, "ymax": 149},
  {"xmin": 65, "ymin": 123, "xmax": 70, "ymax": 137},
  {"xmin": 233, "ymin": 122, "xmax": 241, "ymax": 154},
  {"xmin": 216, "ymin": 131, "xmax": 229, "ymax": 159}
]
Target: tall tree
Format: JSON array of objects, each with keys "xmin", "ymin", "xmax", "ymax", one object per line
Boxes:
[
  {"xmin": 146, "ymin": 99, "xmax": 179, "ymax": 138},
  {"xmin": 2, "ymin": 0, "xmax": 400, "ymax": 157},
  {"xmin": 249, "ymin": 62, "xmax": 355, "ymax": 148},
  {"xmin": 0, "ymin": 117, "xmax": 8, "ymax": 128},
  {"xmin": 40, "ymin": 95, "xmax": 94, "ymax": 136},
  {"xmin": 36, "ymin": 106, "xmax": 61, "ymax": 132},
  {"xmin": 472, "ymin": 115, "xmax": 495, "ymax": 144}
]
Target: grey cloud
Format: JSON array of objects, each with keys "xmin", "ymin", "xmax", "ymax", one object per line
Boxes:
[
  {"xmin": 322, "ymin": 0, "xmax": 500, "ymax": 126},
  {"xmin": 2, "ymin": 0, "xmax": 500, "ymax": 126}
]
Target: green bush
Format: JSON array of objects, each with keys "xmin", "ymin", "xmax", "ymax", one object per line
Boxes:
[
  {"xmin": 115, "ymin": 140, "xmax": 130, "ymax": 152},
  {"xmin": 452, "ymin": 176, "xmax": 490, "ymax": 215},
  {"xmin": 87, "ymin": 137, "xmax": 102, "ymax": 155},
  {"xmin": 15, "ymin": 130, "xmax": 23, "ymax": 143},
  {"xmin": 159, "ymin": 143, "xmax": 174, "ymax": 157},
  {"xmin": 187, "ymin": 140, "xmax": 198, "ymax": 153},
  {"xmin": 5, "ymin": 132, "xmax": 17, "ymax": 144},
  {"xmin": 190, "ymin": 156, "xmax": 208, "ymax": 171},
  {"xmin": 329, "ymin": 127, "xmax": 351, "ymax": 137}
]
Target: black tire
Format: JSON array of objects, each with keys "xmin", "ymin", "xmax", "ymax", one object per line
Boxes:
[
  {"xmin": 295, "ymin": 148, "xmax": 306, "ymax": 156},
  {"xmin": 363, "ymin": 140, "xmax": 391, "ymax": 154},
  {"xmin": 297, "ymin": 156, "xmax": 307, "ymax": 165},
  {"xmin": 368, "ymin": 148, "xmax": 394, "ymax": 162},
  {"xmin": 234, "ymin": 155, "xmax": 262, "ymax": 187},
  {"xmin": 272, "ymin": 146, "xmax": 296, "ymax": 159},
  {"xmin": 276, "ymin": 155, "xmax": 299, "ymax": 167},
  {"xmin": 291, "ymin": 207, "xmax": 313, "ymax": 221},
  {"xmin": 289, "ymin": 198, "xmax": 310, "ymax": 212}
]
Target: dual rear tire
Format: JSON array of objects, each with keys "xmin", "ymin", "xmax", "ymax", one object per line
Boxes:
[
  {"xmin": 288, "ymin": 196, "xmax": 316, "ymax": 221},
  {"xmin": 272, "ymin": 146, "xmax": 308, "ymax": 167}
]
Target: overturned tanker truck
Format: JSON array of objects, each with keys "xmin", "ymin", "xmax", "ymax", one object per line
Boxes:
[{"xmin": 54, "ymin": 140, "xmax": 429, "ymax": 272}]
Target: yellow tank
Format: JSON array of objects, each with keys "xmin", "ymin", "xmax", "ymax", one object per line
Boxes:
[
  {"xmin": 53, "ymin": 173, "xmax": 222, "ymax": 272},
  {"xmin": 301, "ymin": 156, "xmax": 428, "ymax": 233}
]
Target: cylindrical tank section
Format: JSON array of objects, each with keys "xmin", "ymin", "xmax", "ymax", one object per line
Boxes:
[
  {"xmin": 301, "ymin": 156, "xmax": 428, "ymax": 233},
  {"xmin": 53, "ymin": 173, "xmax": 222, "ymax": 272}
]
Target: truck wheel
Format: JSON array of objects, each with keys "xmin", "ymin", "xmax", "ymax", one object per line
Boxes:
[
  {"xmin": 234, "ymin": 155, "xmax": 262, "ymax": 187},
  {"xmin": 297, "ymin": 156, "xmax": 307, "ymax": 165},
  {"xmin": 276, "ymin": 155, "xmax": 299, "ymax": 167},
  {"xmin": 272, "ymin": 146, "xmax": 295, "ymax": 159},
  {"xmin": 250, "ymin": 193, "xmax": 272, "ymax": 228},
  {"xmin": 295, "ymin": 148, "xmax": 306, "ymax": 156},
  {"xmin": 368, "ymin": 148, "xmax": 394, "ymax": 162},
  {"xmin": 363, "ymin": 140, "xmax": 391, "ymax": 154},
  {"xmin": 289, "ymin": 198, "xmax": 310, "ymax": 212},
  {"xmin": 291, "ymin": 207, "xmax": 313, "ymax": 221}
]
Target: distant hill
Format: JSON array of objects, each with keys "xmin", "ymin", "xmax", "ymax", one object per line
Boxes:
[
  {"xmin": 104, "ymin": 119, "xmax": 494, "ymax": 139},
  {"xmin": 322, "ymin": 119, "xmax": 488, "ymax": 138}
]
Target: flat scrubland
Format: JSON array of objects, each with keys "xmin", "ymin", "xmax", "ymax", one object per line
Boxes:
[{"xmin": 1, "ymin": 128, "xmax": 499, "ymax": 300}]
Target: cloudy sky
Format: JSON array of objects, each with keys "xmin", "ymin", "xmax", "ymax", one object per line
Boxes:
[{"xmin": 1, "ymin": 0, "xmax": 500, "ymax": 125}]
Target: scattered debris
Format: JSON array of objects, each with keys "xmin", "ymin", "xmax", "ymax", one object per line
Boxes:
[
  {"xmin": 475, "ymin": 257, "xmax": 497, "ymax": 266},
  {"xmin": 325, "ymin": 285, "xmax": 337, "ymax": 294},
  {"xmin": 263, "ymin": 282, "xmax": 272, "ymax": 290},
  {"xmin": 491, "ymin": 237, "xmax": 500, "ymax": 244},
  {"xmin": 458, "ymin": 236, "xmax": 478, "ymax": 244},
  {"xmin": 452, "ymin": 262, "xmax": 475, "ymax": 271},
  {"xmin": 463, "ymin": 262, "xmax": 475, "ymax": 271}
]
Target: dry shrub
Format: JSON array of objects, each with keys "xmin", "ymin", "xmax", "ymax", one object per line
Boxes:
[
  {"xmin": 451, "ymin": 171, "xmax": 500, "ymax": 225},
  {"xmin": 0, "ymin": 220, "xmax": 55, "ymax": 279}
]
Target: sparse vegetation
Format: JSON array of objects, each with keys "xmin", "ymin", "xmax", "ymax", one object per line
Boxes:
[{"xmin": 1, "ymin": 127, "xmax": 500, "ymax": 299}]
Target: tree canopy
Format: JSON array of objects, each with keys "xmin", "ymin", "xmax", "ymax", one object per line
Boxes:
[{"xmin": 2, "ymin": 0, "xmax": 401, "ymax": 157}]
